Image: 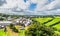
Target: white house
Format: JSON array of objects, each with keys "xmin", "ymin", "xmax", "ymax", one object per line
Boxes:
[
  {"xmin": 0, "ymin": 21, "xmax": 12, "ymax": 26},
  {"xmin": 15, "ymin": 18, "xmax": 32, "ymax": 26}
]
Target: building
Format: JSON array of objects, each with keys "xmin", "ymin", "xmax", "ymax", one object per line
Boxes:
[
  {"xmin": 0, "ymin": 21, "xmax": 12, "ymax": 26},
  {"xmin": 15, "ymin": 17, "xmax": 32, "ymax": 26}
]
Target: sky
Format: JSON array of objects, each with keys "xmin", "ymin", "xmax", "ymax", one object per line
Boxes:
[{"xmin": 0, "ymin": 0, "xmax": 60, "ymax": 15}]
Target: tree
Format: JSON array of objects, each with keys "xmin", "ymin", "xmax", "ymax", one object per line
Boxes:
[
  {"xmin": 25, "ymin": 23, "xmax": 54, "ymax": 36},
  {"xmin": 12, "ymin": 27, "xmax": 19, "ymax": 33},
  {"xmin": 10, "ymin": 24, "xmax": 19, "ymax": 33},
  {"xmin": 4, "ymin": 27, "xmax": 7, "ymax": 32},
  {"xmin": 10, "ymin": 24, "xmax": 14, "ymax": 29}
]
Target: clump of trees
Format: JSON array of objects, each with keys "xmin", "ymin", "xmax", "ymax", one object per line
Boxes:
[
  {"xmin": 12, "ymin": 27, "xmax": 19, "ymax": 33},
  {"xmin": 25, "ymin": 23, "xmax": 54, "ymax": 36},
  {"xmin": 10, "ymin": 24, "xmax": 19, "ymax": 33},
  {"xmin": 10, "ymin": 24, "xmax": 14, "ymax": 29},
  {"xmin": 4, "ymin": 27, "xmax": 7, "ymax": 32}
]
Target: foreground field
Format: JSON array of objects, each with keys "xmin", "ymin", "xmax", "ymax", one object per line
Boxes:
[
  {"xmin": 7, "ymin": 27, "xmax": 18, "ymax": 36},
  {"xmin": 0, "ymin": 26, "xmax": 25, "ymax": 36},
  {"xmin": 0, "ymin": 29, "xmax": 6, "ymax": 36},
  {"xmin": 19, "ymin": 30, "xmax": 25, "ymax": 36}
]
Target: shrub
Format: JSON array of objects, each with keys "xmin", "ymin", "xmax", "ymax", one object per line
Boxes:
[
  {"xmin": 12, "ymin": 27, "xmax": 19, "ymax": 33},
  {"xmin": 25, "ymin": 23, "xmax": 54, "ymax": 36}
]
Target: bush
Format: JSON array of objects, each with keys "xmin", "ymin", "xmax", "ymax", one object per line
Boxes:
[
  {"xmin": 10, "ymin": 24, "xmax": 14, "ymax": 29},
  {"xmin": 4, "ymin": 27, "xmax": 7, "ymax": 32},
  {"xmin": 25, "ymin": 23, "xmax": 54, "ymax": 36},
  {"xmin": 10, "ymin": 24, "xmax": 19, "ymax": 33},
  {"xmin": 12, "ymin": 27, "xmax": 19, "ymax": 33}
]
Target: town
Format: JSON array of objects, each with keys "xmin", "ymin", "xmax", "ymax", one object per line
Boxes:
[
  {"xmin": 0, "ymin": 14, "xmax": 60, "ymax": 36},
  {"xmin": 0, "ymin": 14, "xmax": 33, "ymax": 36},
  {"xmin": 0, "ymin": 15, "xmax": 32, "ymax": 29}
]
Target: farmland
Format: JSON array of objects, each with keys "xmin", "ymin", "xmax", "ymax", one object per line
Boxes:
[
  {"xmin": 18, "ymin": 30, "xmax": 25, "ymax": 36},
  {"xmin": 31, "ymin": 16, "xmax": 60, "ymax": 34},
  {"xmin": 0, "ymin": 15, "xmax": 60, "ymax": 36},
  {"xmin": 0, "ymin": 29, "xmax": 6, "ymax": 36}
]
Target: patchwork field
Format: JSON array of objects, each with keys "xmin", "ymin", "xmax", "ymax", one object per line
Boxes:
[
  {"xmin": 19, "ymin": 30, "xmax": 25, "ymax": 36},
  {"xmin": 31, "ymin": 16, "xmax": 60, "ymax": 33},
  {"xmin": 0, "ymin": 26, "xmax": 25, "ymax": 36},
  {"xmin": 0, "ymin": 29, "xmax": 6, "ymax": 36},
  {"xmin": 6, "ymin": 27, "xmax": 18, "ymax": 36},
  {"xmin": 0, "ymin": 16, "xmax": 60, "ymax": 36}
]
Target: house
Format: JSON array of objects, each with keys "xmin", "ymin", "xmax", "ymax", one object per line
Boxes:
[
  {"xmin": 7, "ymin": 17, "xmax": 14, "ymax": 21},
  {"xmin": 0, "ymin": 21, "xmax": 12, "ymax": 26},
  {"xmin": 0, "ymin": 25, "xmax": 5, "ymax": 29},
  {"xmin": 15, "ymin": 17, "xmax": 32, "ymax": 26},
  {"xmin": 22, "ymin": 19, "xmax": 32, "ymax": 26}
]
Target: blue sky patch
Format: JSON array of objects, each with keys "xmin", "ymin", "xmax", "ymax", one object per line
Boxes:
[
  {"xmin": 48, "ymin": 0, "xmax": 54, "ymax": 3},
  {"xmin": 29, "ymin": 3, "xmax": 37, "ymax": 11},
  {"xmin": 24, "ymin": 0, "xmax": 28, "ymax": 3}
]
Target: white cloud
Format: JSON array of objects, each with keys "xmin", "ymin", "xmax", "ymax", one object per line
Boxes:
[
  {"xmin": 0, "ymin": 0, "xmax": 30, "ymax": 9},
  {"xmin": 0, "ymin": 0, "xmax": 16, "ymax": 8},
  {"xmin": 35, "ymin": 0, "xmax": 60, "ymax": 11},
  {"xmin": 0, "ymin": 0, "xmax": 60, "ymax": 11},
  {"xmin": 0, "ymin": 0, "xmax": 60, "ymax": 15},
  {"xmin": 33, "ymin": 0, "xmax": 49, "ymax": 11}
]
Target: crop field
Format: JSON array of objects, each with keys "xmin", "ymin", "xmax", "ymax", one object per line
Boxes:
[
  {"xmin": 31, "ymin": 16, "xmax": 60, "ymax": 33},
  {"xmin": 18, "ymin": 30, "xmax": 25, "ymax": 36},
  {"xmin": 0, "ymin": 29, "xmax": 6, "ymax": 36},
  {"xmin": 45, "ymin": 18, "xmax": 60, "ymax": 27},
  {"xmin": 0, "ymin": 26, "xmax": 25, "ymax": 36},
  {"xmin": 53, "ymin": 23, "xmax": 60, "ymax": 30},
  {"xmin": 35, "ymin": 18, "xmax": 53, "ymax": 24},
  {"xmin": 0, "ymin": 16, "xmax": 60, "ymax": 36}
]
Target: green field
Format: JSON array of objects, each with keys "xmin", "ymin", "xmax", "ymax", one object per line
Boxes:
[
  {"xmin": 0, "ymin": 27, "xmax": 25, "ymax": 36},
  {"xmin": 31, "ymin": 17, "xmax": 60, "ymax": 34},
  {"xmin": 53, "ymin": 23, "xmax": 60, "ymax": 30},
  {"xmin": 0, "ymin": 16, "xmax": 60, "ymax": 36},
  {"xmin": 0, "ymin": 29, "xmax": 6, "ymax": 36},
  {"xmin": 19, "ymin": 30, "xmax": 25, "ymax": 36},
  {"xmin": 45, "ymin": 18, "xmax": 60, "ymax": 26},
  {"xmin": 35, "ymin": 18, "xmax": 52, "ymax": 24}
]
